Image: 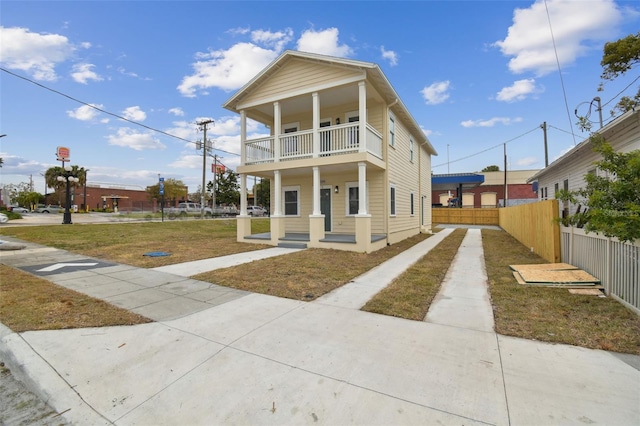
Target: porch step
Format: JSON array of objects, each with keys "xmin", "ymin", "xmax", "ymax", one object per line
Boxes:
[{"xmin": 278, "ymin": 242, "xmax": 308, "ymax": 249}]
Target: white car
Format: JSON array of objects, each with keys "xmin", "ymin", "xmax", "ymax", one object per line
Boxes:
[
  {"xmin": 0, "ymin": 213, "xmax": 8, "ymax": 223},
  {"xmin": 246, "ymin": 206, "xmax": 267, "ymax": 216},
  {"xmin": 11, "ymin": 206, "xmax": 29, "ymax": 214}
]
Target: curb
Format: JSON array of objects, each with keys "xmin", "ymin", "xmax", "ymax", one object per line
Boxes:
[{"xmin": 0, "ymin": 323, "xmax": 111, "ymax": 425}]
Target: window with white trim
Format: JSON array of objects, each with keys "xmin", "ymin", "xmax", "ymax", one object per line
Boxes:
[
  {"xmin": 410, "ymin": 192, "xmax": 415, "ymax": 216},
  {"xmin": 283, "ymin": 186, "xmax": 299, "ymax": 216},
  {"xmin": 345, "ymin": 181, "xmax": 369, "ymax": 216},
  {"xmin": 409, "ymin": 138, "xmax": 414, "ymax": 162},
  {"xmin": 390, "ymin": 184, "xmax": 396, "ymax": 216},
  {"xmin": 389, "ymin": 116, "xmax": 396, "ymax": 147}
]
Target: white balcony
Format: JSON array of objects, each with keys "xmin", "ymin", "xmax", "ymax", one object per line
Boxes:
[{"xmin": 244, "ymin": 123, "xmax": 383, "ymax": 165}]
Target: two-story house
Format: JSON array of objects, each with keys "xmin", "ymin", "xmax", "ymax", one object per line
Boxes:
[{"xmin": 223, "ymin": 50, "xmax": 437, "ymax": 253}]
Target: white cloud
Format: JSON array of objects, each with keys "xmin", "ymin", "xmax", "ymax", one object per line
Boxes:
[
  {"xmin": 421, "ymin": 81, "xmax": 451, "ymax": 105},
  {"xmin": 296, "ymin": 28, "xmax": 353, "ymax": 57},
  {"xmin": 494, "ymin": 0, "xmax": 624, "ymax": 75},
  {"xmin": 71, "ymin": 63, "xmax": 103, "ymax": 84},
  {"xmin": 496, "ymin": 78, "xmax": 540, "ymax": 102},
  {"xmin": 177, "ymin": 42, "xmax": 279, "ymax": 96},
  {"xmin": 0, "ymin": 26, "xmax": 77, "ymax": 81},
  {"xmin": 106, "ymin": 127, "xmax": 165, "ymax": 151},
  {"xmin": 251, "ymin": 28, "xmax": 293, "ymax": 51},
  {"xmin": 515, "ymin": 156, "xmax": 537, "ymax": 167},
  {"xmin": 460, "ymin": 117, "xmax": 523, "ymax": 127},
  {"xmin": 122, "ymin": 106, "xmax": 146, "ymax": 122},
  {"xmin": 67, "ymin": 104, "xmax": 103, "ymax": 121},
  {"xmin": 381, "ymin": 46, "xmax": 398, "ymax": 66},
  {"xmin": 168, "ymin": 107, "xmax": 185, "ymax": 116}
]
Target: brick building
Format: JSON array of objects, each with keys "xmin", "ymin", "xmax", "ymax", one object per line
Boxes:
[
  {"xmin": 432, "ymin": 170, "xmax": 539, "ymax": 208},
  {"xmin": 59, "ymin": 184, "xmax": 188, "ymax": 212}
]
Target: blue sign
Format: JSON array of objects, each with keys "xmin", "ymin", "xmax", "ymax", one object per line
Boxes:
[{"xmin": 159, "ymin": 176, "xmax": 164, "ymax": 195}]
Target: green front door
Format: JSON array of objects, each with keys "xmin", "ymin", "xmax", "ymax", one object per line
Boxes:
[{"xmin": 321, "ymin": 188, "xmax": 331, "ymax": 232}]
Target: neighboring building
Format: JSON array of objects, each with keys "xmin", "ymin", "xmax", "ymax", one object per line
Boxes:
[
  {"xmin": 432, "ymin": 170, "xmax": 539, "ymax": 208},
  {"xmin": 528, "ymin": 109, "xmax": 640, "ymax": 217},
  {"xmin": 223, "ymin": 50, "xmax": 437, "ymax": 253},
  {"xmin": 66, "ymin": 184, "xmax": 187, "ymax": 212}
]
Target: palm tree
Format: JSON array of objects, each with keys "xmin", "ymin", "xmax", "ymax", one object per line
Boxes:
[{"xmin": 44, "ymin": 165, "xmax": 87, "ymax": 205}]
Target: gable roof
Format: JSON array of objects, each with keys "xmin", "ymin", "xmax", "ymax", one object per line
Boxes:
[{"xmin": 223, "ymin": 50, "xmax": 437, "ymax": 155}]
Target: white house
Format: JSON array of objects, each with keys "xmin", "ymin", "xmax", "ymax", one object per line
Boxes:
[{"xmin": 223, "ymin": 50, "xmax": 437, "ymax": 253}]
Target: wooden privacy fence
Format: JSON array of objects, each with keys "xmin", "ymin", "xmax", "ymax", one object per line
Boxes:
[
  {"xmin": 432, "ymin": 208, "xmax": 499, "ymax": 226},
  {"xmin": 499, "ymin": 199, "xmax": 560, "ymax": 263}
]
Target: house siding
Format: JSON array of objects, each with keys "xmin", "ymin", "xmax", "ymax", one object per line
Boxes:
[
  {"xmin": 244, "ymin": 59, "xmax": 364, "ymax": 106},
  {"xmin": 387, "ymin": 113, "xmax": 422, "ymax": 241},
  {"xmin": 533, "ymin": 110, "xmax": 639, "ymax": 216}
]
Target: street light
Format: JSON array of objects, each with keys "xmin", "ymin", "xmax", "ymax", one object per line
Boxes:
[{"xmin": 56, "ymin": 165, "xmax": 80, "ymax": 224}]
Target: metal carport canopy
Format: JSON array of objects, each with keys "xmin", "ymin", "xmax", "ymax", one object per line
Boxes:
[{"xmin": 431, "ymin": 173, "xmax": 484, "ymax": 192}]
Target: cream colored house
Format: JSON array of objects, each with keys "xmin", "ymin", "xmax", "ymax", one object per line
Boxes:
[{"xmin": 223, "ymin": 50, "xmax": 437, "ymax": 253}]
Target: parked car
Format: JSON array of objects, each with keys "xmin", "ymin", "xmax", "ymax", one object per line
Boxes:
[
  {"xmin": 34, "ymin": 204, "xmax": 63, "ymax": 214},
  {"xmin": 10, "ymin": 206, "xmax": 29, "ymax": 214},
  {"xmin": 0, "ymin": 213, "xmax": 8, "ymax": 223},
  {"xmin": 246, "ymin": 206, "xmax": 268, "ymax": 217},
  {"xmin": 166, "ymin": 202, "xmax": 213, "ymax": 219}
]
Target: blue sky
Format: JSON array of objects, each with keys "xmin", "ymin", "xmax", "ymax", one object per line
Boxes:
[{"xmin": 1, "ymin": 0, "xmax": 639, "ymax": 194}]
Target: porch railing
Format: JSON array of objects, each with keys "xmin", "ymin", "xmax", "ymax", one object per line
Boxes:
[{"xmin": 245, "ymin": 123, "xmax": 383, "ymax": 165}]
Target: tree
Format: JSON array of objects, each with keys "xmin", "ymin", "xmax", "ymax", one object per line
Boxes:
[
  {"xmin": 555, "ymin": 135, "xmax": 640, "ymax": 243},
  {"xmin": 255, "ymin": 177, "xmax": 270, "ymax": 208},
  {"xmin": 481, "ymin": 165, "xmax": 500, "ymax": 172},
  {"xmin": 146, "ymin": 178, "xmax": 188, "ymax": 205},
  {"xmin": 44, "ymin": 165, "xmax": 87, "ymax": 205},
  {"xmin": 599, "ymin": 31, "xmax": 640, "ymax": 116},
  {"xmin": 16, "ymin": 191, "xmax": 43, "ymax": 210},
  {"xmin": 212, "ymin": 169, "xmax": 240, "ymax": 206}
]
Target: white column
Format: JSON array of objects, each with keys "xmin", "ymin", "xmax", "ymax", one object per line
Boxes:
[
  {"xmin": 240, "ymin": 173, "xmax": 247, "ymax": 215},
  {"xmin": 358, "ymin": 81, "xmax": 367, "ymax": 153},
  {"xmin": 273, "ymin": 170, "xmax": 282, "ymax": 216},
  {"xmin": 240, "ymin": 110, "xmax": 247, "ymax": 163},
  {"xmin": 312, "ymin": 92, "xmax": 320, "ymax": 158},
  {"xmin": 274, "ymin": 101, "xmax": 281, "ymax": 162},
  {"xmin": 358, "ymin": 162, "xmax": 367, "ymax": 215},
  {"xmin": 312, "ymin": 166, "xmax": 321, "ymax": 216}
]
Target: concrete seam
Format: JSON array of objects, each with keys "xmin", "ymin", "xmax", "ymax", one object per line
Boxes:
[{"xmin": 495, "ymin": 333, "xmax": 512, "ymax": 426}]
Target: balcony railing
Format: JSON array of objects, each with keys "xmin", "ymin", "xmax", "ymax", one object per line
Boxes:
[{"xmin": 245, "ymin": 123, "xmax": 383, "ymax": 165}]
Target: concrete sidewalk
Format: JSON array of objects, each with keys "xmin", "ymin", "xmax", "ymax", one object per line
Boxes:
[{"xmin": 1, "ymin": 231, "xmax": 639, "ymax": 425}]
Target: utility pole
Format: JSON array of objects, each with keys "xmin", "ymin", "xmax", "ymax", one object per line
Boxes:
[
  {"xmin": 197, "ymin": 119, "xmax": 214, "ymax": 219},
  {"xmin": 541, "ymin": 122, "xmax": 549, "ymax": 167},
  {"xmin": 212, "ymin": 154, "xmax": 218, "ymax": 211},
  {"xmin": 503, "ymin": 143, "xmax": 508, "ymax": 207}
]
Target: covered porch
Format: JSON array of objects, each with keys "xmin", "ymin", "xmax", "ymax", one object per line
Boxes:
[{"xmin": 246, "ymin": 231, "xmax": 388, "ymax": 250}]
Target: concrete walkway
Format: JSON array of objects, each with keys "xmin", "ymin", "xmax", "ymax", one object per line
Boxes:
[
  {"xmin": 426, "ymin": 228, "xmax": 494, "ymax": 332},
  {"xmin": 314, "ymin": 228, "xmax": 455, "ymax": 309},
  {"xmin": 1, "ymin": 232, "xmax": 639, "ymax": 425}
]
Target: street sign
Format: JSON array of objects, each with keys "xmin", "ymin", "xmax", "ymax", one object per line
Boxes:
[
  {"xmin": 159, "ymin": 176, "xmax": 164, "ymax": 195},
  {"xmin": 56, "ymin": 146, "xmax": 70, "ymax": 161}
]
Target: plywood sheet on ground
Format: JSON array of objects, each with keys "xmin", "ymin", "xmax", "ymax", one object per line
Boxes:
[
  {"xmin": 568, "ymin": 289, "xmax": 605, "ymax": 296},
  {"xmin": 517, "ymin": 269, "xmax": 600, "ymax": 284},
  {"xmin": 509, "ymin": 263, "xmax": 577, "ymax": 272}
]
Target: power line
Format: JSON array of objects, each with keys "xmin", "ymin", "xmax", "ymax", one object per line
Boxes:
[
  {"xmin": 432, "ymin": 126, "xmax": 540, "ymax": 169},
  {"xmin": 0, "ymin": 67, "xmax": 240, "ymax": 157},
  {"xmin": 544, "ymin": 0, "xmax": 577, "ymax": 146}
]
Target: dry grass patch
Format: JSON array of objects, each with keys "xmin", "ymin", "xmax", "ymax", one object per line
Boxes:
[
  {"xmin": 0, "ymin": 219, "xmax": 270, "ymax": 268},
  {"xmin": 483, "ymin": 229, "xmax": 640, "ymax": 355},
  {"xmin": 194, "ymin": 233, "xmax": 431, "ymax": 301},
  {"xmin": 362, "ymin": 228, "xmax": 467, "ymax": 320},
  {"xmin": 0, "ymin": 265, "xmax": 151, "ymax": 332}
]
